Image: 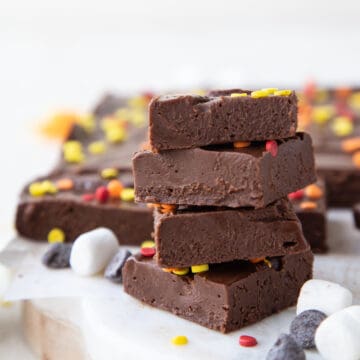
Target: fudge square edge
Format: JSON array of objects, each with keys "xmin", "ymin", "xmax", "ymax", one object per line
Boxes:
[{"xmin": 133, "ymin": 132, "xmax": 316, "ymax": 209}]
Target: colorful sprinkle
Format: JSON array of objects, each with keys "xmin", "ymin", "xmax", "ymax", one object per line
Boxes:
[
  {"xmin": 101, "ymin": 168, "xmax": 119, "ymax": 179},
  {"xmin": 265, "ymin": 140, "xmax": 278, "ymax": 157},
  {"xmin": 0, "ymin": 301, "xmax": 13, "ymax": 308},
  {"xmin": 332, "ymin": 116, "xmax": 354, "ymax": 137},
  {"xmin": 171, "ymin": 335, "xmax": 188, "ymax": 346},
  {"xmin": 88, "ymin": 141, "xmax": 106, "ymax": 155},
  {"xmin": 250, "ymin": 257, "xmax": 265, "ymax": 264},
  {"xmin": 47, "ymin": 228, "xmax": 65, "ymax": 244},
  {"xmin": 261, "ymin": 88, "xmax": 278, "ymax": 95},
  {"xmin": 251, "ymin": 90, "xmax": 269, "ymax": 98},
  {"xmin": 29, "ymin": 180, "xmax": 57, "ymax": 197},
  {"xmin": 172, "ymin": 268, "xmax": 190, "ymax": 276},
  {"xmin": 304, "ymin": 184, "xmax": 323, "ymax": 199},
  {"xmin": 160, "ymin": 204, "xmax": 177, "ymax": 214},
  {"xmin": 274, "ymin": 89, "xmax": 292, "ymax": 96},
  {"xmin": 140, "ymin": 247, "xmax": 156, "ymax": 257},
  {"xmin": 82, "ymin": 193, "xmax": 95, "ymax": 202},
  {"xmin": 105, "ymin": 126, "xmax": 127, "ymax": 143},
  {"xmin": 191, "ymin": 264, "xmax": 209, "ymax": 273},
  {"xmin": 288, "ymin": 189, "xmax": 305, "ymax": 201},
  {"xmin": 95, "ymin": 186, "xmax": 109, "ymax": 204},
  {"xmin": 239, "ymin": 335, "xmax": 258, "ymax": 347},
  {"xmin": 312, "ymin": 106, "xmax": 333, "ymax": 124},
  {"xmin": 141, "ymin": 240, "xmax": 155, "ymax": 248},
  {"xmin": 233, "ymin": 141, "xmax": 251, "ymax": 148},
  {"xmin": 56, "ymin": 178, "xmax": 74, "ymax": 191},
  {"xmin": 341, "ymin": 137, "xmax": 360, "ymax": 153},
  {"xmin": 300, "ymin": 201, "xmax": 317, "ymax": 210},
  {"xmin": 107, "ymin": 180, "xmax": 124, "ymax": 198},
  {"xmin": 230, "ymin": 93, "xmax": 247, "ymax": 97},
  {"xmin": 349, "ymin": 92, "xmax": 360, "ymax": 109},
  {"xmin": 352, "ymin": 151, "xmax": 360, "ymax": 168},
  {"xmin": 76, "ymin": 113, "xmax": 95, "ymax": 133},
  {"xmin": 120, "ymin": 188, "xmax": 135, "ymax": 202}
]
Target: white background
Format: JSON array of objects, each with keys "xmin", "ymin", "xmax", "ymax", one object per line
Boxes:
[{"xmin": 1, "ymin": 0, "xmax": 360, "ymax": 242}]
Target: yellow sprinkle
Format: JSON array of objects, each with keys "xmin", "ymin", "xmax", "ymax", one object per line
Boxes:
[
  {"xmin": 29, "ymin": 182, "xmax": 46, "ymax": 196},
  {"xmin": 349, "ymin": 92, "xmax": 360, "ymax": 109},
  {"xmin": 0, "ymin": 301, "xmax": 13, "ymax": 308},
  {"xmin": 106, "ymin": 126, "xmax": 127, "ymax": 143},
  {"xmin": 171, "ymin": 335, "xmax": 188, "ymax": 346},
  {"xmin": 251, "ymin": 90, "xmax": 269, "ymax": 98},
  {"xmin": 63, "ymin": 140, "xmax": 82, "ymax": 151},
  {"xmin": 127, "ymin": 96, "xmax": 148, "ymax": 108},
  {"xmin": 101, "ymin": 116, "xmax": 122, "ymax": 131},
  {"xmin": 101, "ymin": 168, "xmax": 119, "ymax": 179},
  {"xmin": 264, "ymin": 259, "xmax": 272, "ymax": 268},
  {"xmin": 88, "ymin": 141, "xmax": 106, "ymax": 155},
  {"xmin": 332, "ymin": 116, "xmax": 354, "ymax": 137},
  {"xmin": 191, "ymin": 264, "xmax": 209, "ymax": 273},
  {"xmin": 192, "ymin": 89, "xmax": 206, "ymax": 96},
  {"xmin": 129, "ymin": 109, "xmax": 146, "ymax": 127},
  {"xmin": 312, "ymin": 106, "xmax": 334, "ymax": 124},
  {"xmin": 114, "ymin": 109, "xmax": 131, "ymax": 121},
  {"xmin": 120, "ymin": 188, "xmax": 135, "ymax": 202},
  {"xmin": 41, "ymin": 180, "xmax": 58, "ymax": 194},
  {"xmin": 47, "ymin": 228, "xmax": 65, "ymax": 243},
  {"xmin": 261, "ymin": 88, "xmax": 278, "ymax": 95},
  {"xmin": 274, "ymin": 89, "xmax": 292, "ymax": 96},
  {"xmin": 63, "ymin": 141, "xmax": 84, "ymax": 163},
  {"xmin": 230, "ymin": 93, "xmax": 247, "ymax": 97},
  {"xmin": 172, "ymin": 268, "xmax": 190, "ymax": 276},
  {"xmin": 76, "ymin": 113, "xmax": 95, "ymax": 133},
  {"xmin": 141, "ymin": 240, "xmax": 155, "ymax": 249},
  {"xmin": 314, "ymin": 89, "xmax": 329, "ymax": 103}
]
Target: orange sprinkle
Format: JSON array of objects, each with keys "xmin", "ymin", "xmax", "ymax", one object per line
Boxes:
[
  {"xmin": 304, "ymin": 184, "xmax": 323, "ymax": 200},
  {"xmin": 56, "ymin": 178, "xmax": 74, "ymax": 191},
  {"xmin": 160, "ymin": 204, "xmax": 177, "ymax": 214},
  {"xmin": 233, "ymin": 141, "xmax": 251, "ymax": 149},
  {"xmin": 300, "ymin": 201, "xmax": 317, "ymax": 210},
  {"xmin": 40, "ymin": 112, "xmax": 79, "ymax": 140},
  {"xmin": 147, "ymin": 203, "xmax": 161, "ymax": 209},
  {"xmin": 249, "ymin": 257, "xmax": 265, "ymax": 264},
  {"xmin": 335, "ymin": 87, "xmax": 352, "ymax": 99},
  {"xmin": 107, "ymin": 180, "xmax": 124, "ymax": 198},
  {"xmin": 141, "ymin": 141, "xmax": 152, "ymax": 151},
  {"xmin": 341, "ymin": 137, "xmax": 360, "ymax": 153},
  {"xmin": 352, "ymin": 151, "xmax": 360, "ymax": 168}
]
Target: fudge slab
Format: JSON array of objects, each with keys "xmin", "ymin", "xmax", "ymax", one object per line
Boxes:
[
  {"xmin": 353, "ymin": 203, "xmax": 360, "ymax": 229},
  {"xmin": 154, "ymin": 199, "xmax": 310, "ymax": 267},
  {"xmin": 16, "ymin": 172, "xmax": 153, "ymax": 245},
  {"xmin": 123, "ymin": 250, "xmax": 313, "ymax": 333},
  {"xmin": 149, "ymin": 90, "xmax": 297, "ymax": 151},
  {"xmin": 290, "ymin": 181, "xmax": 327, "ymax": 253},
  {"xmin": 134, "ymin": 133, "xmax": 316, "ymax": 208}
]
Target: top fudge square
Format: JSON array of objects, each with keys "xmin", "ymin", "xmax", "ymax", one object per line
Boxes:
[{"xmin": 149, "ymin": 89, "xmax": 297, "ymax": 151}]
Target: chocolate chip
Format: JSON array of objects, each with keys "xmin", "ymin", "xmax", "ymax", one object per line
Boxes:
[
  {"xmin": 104, "ymin": 249, "xmax": 132, "ymax": 283},
  {"xmin": 42, "ymin": 243, "xmax": 73, "ymax": 269},
  {"xmin": 290, "ymin": 309, "xmax": 327, "ymax": 349},
  {"xmin": 266, "ymin": 334, "xmax": 305, "ymax": 360}
]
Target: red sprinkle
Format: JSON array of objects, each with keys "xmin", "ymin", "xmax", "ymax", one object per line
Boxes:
[
  {"xmin": 239, "ymin": 335, "xmax": 257, "ymax": 347},
  {"xmin": 95, "ymin": 186, "xmax": 109, "ymax": 203},
  {"xmin": 82, "ymin": 193, "xmax": 95, "ymax": 202},
  {"xmin": 141, "ymin": 247, "xmax": 156, "ymax": 257},
  {"xmin": 265, "ymin": 140, "xmax": 278, "ymax": 157},
  {"xmin": 288, "ymin": 189, "xmax": 304, "ymax": 200}
]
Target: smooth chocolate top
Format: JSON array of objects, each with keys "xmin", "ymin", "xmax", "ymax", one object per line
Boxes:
[
  {"xmin": 133, "ymin": 133, "xmax": 316, "ymax": 208},
  {"xmin": 154, "ymin": 198, "xmax": 310, "ymax": 267},
  {"xmin": 149, "ymin": 89, "xmax": 297, "ymax": 151}
]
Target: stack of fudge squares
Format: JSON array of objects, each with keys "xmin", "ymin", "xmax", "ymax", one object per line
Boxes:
[{"xmin": 123, "ymin": 88, "xmax": 316, "ymax": 332}]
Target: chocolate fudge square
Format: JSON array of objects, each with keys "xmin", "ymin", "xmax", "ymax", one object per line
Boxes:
[
  {"xmin": 123, "ymin": 250, "xmax": 313, "ymax": 333},
  {"xmin": 16, "ymin": 171, "xmax": 153, "ymax": 245},
  {"xmin": 154, "ymin": 199, "xmax": 309, "ymax": 268},
  {"xmin": 149, "ymin": 89, "xmax": 297, "ymax": 151},
  {"xmin": 289, "ymin": 180, "xmax": 327, "ymax": 253},
  {"xmin": 133, "ymin": 133, "xmax": 316, "ymax": 209}
]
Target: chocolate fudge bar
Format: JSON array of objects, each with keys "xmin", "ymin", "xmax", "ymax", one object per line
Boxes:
[
  {"xmin": 16, "ymin": 171, "xmax": 153, "ymax": 245},
  {"xmin": 133, "ymin": 133, "xmax": 316, "ymax": 208},
  {"xmin": 16, "ymin": 94, "xmax": 153, "ymax": 245},
  {"xmin": 154, "ymin": 199, "xmax": 309, "ymax": 267},
  {"xmin": 298, "ymin": 86, "xmax": 360, "ymax": 206},
  {"xmin": 123, "ymin": 249, "xmax": 313, "ymax": 333},
  {"xmin": 353, "ymin": 203, "xmax": 360, "ymax": 229},
  {"xmin": 289, "ymin": 180, "xmax": 327, "ymax": 253},
  {"xmin": 149, "ymin": 89, "xmax": 297, "ymax": 151}
]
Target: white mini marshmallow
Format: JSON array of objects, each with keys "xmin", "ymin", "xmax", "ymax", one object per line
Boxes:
[
  {"xmin": 70, "ymin": 228, "xmax": 119, "ymax": 276},
  {"xmin": 315, "ymin": 305, "xmax": 360, "ymax": 360},
  {"xmin": 297, "ymin": 279, "xmax": 352, "ymax": 316}
]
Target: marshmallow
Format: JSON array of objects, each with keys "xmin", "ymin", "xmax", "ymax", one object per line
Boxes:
[
  {"xmin": 70, "ymin": 228, "xmax": 119, "ymax": 276},
  {"xmin": 315, "ymin": 305, "xmax": 360, "ymax": 360},
  {"xmin": 296, "ymin": 279, "xmax": 352, "ymax": 316}
]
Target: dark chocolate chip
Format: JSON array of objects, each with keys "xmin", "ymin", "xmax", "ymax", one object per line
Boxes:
[
  {"xmin": 104, "ymin": 249, "xmax": 132, "ymax": 283},
  {"xmin": 290, "ymin": 309, "xmax": 327, "ymax": 349},
  {"xmin": 266, "ymin": 334, "xmax": 305, "ymax": 360},
  {"xmin": 42, "ymin": 243, "xmax": 73, "ymax": 269}
]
